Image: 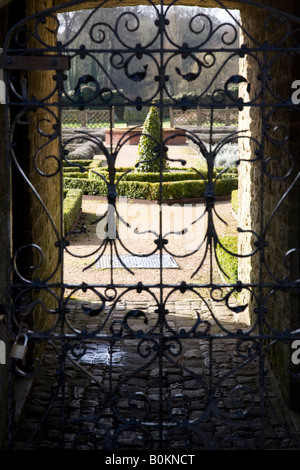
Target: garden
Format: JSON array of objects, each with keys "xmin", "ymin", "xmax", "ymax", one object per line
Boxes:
[{"xmin": 63, "ymin": 107, "xmax": 240, "ymax": 292}]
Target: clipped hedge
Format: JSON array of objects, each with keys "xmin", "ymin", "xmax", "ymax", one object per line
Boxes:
[
  {"xmin": 136, "ymin": 106, "xmax": 169, "ymax": 172},
  {"xmin": 89, "ymin": 169, "xmax": 202, "ymax": 183},
  {"xmin": 88, "ymin": 162, "xmax": 238, "ymax": 176},
  {"xmin": 64, "ymin": 176, "xmax": 238, "ymax": 200},
  {"xmin": 88, "ymin": 168, "xmax": 237, "ymax": 183},
  {"xmin": 216, "ymin": 235, "xmax": 238, "ymax": 284},
  {"xmin": 63, "ymin": 161, "xmax": 238, "ymax": 200},
  {"xmin": 63, "ymin": 188, "xmax": 83, "ymax": 234},
  {"xmin": 231, "ymin": 189, "xmax": 238, "ymax": 213},
  {"xmin": 62, "ymin": 167, "xmax": 89, "ymax": 173},
  {"xmin": 63, "ymin": 159, "xmax": 92, "ymax": 167},
  {"xmin": 64, "ymin": 171, "xmax": 90, "ymax": 179},
  {"xmin": 89, "ymin": 164, "xmax": 197, "ymax": 173},
  {"xmin": 64, "ymin": 177, "xmax": 102, "ymax": 196}
]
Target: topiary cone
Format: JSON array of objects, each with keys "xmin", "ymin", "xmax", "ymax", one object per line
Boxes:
[{"xmin": 136, "ymin": 106, "xmax": 169, "ymax": 172}]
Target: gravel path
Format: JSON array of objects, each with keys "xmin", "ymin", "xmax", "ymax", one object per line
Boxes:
[
  {"xmin": 64, "ymin": 145, "xmax": 237, "ymax": 302},
  {"xmin": 64, "ymin": 197, "xmax": 237, "ymax": 302}
]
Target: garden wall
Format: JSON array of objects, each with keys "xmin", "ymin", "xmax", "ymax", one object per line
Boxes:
[{"xmin": 238, "ymin": 1, "xmax": 300, "ymax": 408}]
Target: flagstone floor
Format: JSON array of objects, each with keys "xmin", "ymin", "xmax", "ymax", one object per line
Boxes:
[{"xmin": 14, "ymin": 297, "xmax": 300, "ymax": 451}]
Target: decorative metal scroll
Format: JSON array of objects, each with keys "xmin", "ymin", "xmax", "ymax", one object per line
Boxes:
[{"xmin": 3, "ymin": 0, "xmax": 300, "ymax": 451}]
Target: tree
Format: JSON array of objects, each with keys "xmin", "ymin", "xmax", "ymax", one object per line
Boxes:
[
  {"xmin": 136, "ymin": 107, "xmax": 169, "ymax": 173},
  {"xmin": 58, "ymin": 6, "xmax": 240, "ymax": 102}
]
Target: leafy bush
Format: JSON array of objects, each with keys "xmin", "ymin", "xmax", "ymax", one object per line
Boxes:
[
  {"xmin": 119, "ymin": 181, "xmax": 154, "ymax": 199},
  {"xmin": 64, "ymin": 171, "xmax": 89, "ymax": 178},
  {"xmin": 161, "ymin": 181, "xmax": 204, "ymax": 199},
  {"xmin": 88, "ymin": 167, "xmax": 237, "ymax": 184},
  {"xmin": 197, "ymin": 144, "xmax": 239, "ymax": 168},
  {"xmin": 64, "ymin": 177, "xmax": 105, "ymax": 196},
  {"xmin": 63, "ymin": 167, "xmax": 86, "ymax": 173},
  {"xmin": 215, "ymin": 143, "xmax": 239, "ymax": 167},
  {"xmin": 136, "ymin": 106, "xmax": 169, "ymax": 172},
  {"xmin": 216, "ymin": 235, "xmax": 238, "ymax": 284},
  {"xmin": 63, "ymin": 188, "xmax": 83, "ymax": 234},
  {"xmin": 64, "ymin": 159, "xmax": 238, "ymax": 200},
  {"xmin": 214, "ymin": 178, "xmax": 238, "ymax": 196}
]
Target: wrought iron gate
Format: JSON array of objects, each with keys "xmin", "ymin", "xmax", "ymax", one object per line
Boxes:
[{"xmin": 2, "ymin": 0, "xmax": 300, "ymax": 450}]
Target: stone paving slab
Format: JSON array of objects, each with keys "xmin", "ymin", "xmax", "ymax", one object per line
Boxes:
[{"xmin": 13, "ymin": 299, "xmax": 300, "ymax": 451}]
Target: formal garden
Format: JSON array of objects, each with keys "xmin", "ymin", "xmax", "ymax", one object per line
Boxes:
[{"xmin": 63, "ymin": 106, "xmax": 240, "ymax": 288}]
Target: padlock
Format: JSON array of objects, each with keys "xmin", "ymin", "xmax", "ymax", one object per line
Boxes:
[{"xmin": 10, "ymin": 333, "xmax": 28, "ymax": 360}]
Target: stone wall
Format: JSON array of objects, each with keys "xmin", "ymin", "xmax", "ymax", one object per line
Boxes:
[
  {"xmin": 0, "ymin": 0, "xmax": 61, "ymax": 448},
  {"xmin": 0, "ymin": 94, "xmax": 9, "ymax": 450},
  {"xmin": 0, "ymin": 3, "xmax": 16, "ymax": 449},
  {"xmin": 238, "ymin": 1, "xmax": 300, "ymax": 407},
  {"xmin": 18, "ymin": 1, "xmax": 61, "ymax": 332}
]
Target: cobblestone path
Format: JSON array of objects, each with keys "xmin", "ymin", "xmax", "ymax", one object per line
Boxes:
[{"xmin": 14, "ymin": 298, "xmax": 300, "ymax": 451}]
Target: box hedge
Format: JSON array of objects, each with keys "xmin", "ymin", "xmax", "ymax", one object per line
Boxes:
[
  {"xmin": 63, "ymin": 160, "xmax": 238, "ymax": 200},
  {"xmin": 64, "ymin": 171, "xmax": 90, "ymax": 179},
  {"xmin": 63, "ymin": 159, "xmax": 92, "ymax": 167},
  {"xmin": 63, "ymin": 188, "xmax": 83, "ymax": 234},
  {"xmin": 89, "ymin": 169, "xmax": 202, "ymax": 183},
  {"xmin": 64, "ymin": 175, "xmax": 238, "ymax": 200},
  {"xmin": 136, "ymin": 106, "xmax": 169, "ymax": 173},
  {"xmin": 216, "ymin": 235, "xmax": 238, "ymax": 284},
  {"xmin": 88, "ymin": 168, "xmax": 237, "ymax": 183}
]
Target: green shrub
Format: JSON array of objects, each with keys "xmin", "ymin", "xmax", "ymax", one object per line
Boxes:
[
  {"xmin": 136, "ymin": 106, "xmax": 169, "ymax": 172},
  {"xmin": 160, "ymin": 179, "xmax": 238, "ymax": 199},
  {"xmin": 216, "ymin": 235, "xmax": 238, "ymax": 284},
  {"xmin": 63, "ymin": 188, "xmax": 83, "ymax": 234},
  {"xmin": 64, "ymin": 177, "xmax": 106, "ymax": 196},
  {"xmin": 89, "ymin": 161, "xmax": 104, "ymax": 170},
  {"xmin": 63, "ymin": 159, "xmax": 93, "ymax": 168},
  {"xmin": 119, "ymin": 181, "xmax": 155, "ymax": 199},
  {"xmin": 87, "ymin": 164, "xmax": 236, "ymax": 179},
  {"xmin": 214, "ymin": 178, "xmax": 238, "ymax": 196},
  {"xmin": 231, "ymin": 189, "xmax": 238, "ymax": 213},
  {"xmin": 63, "ymin": 167, "xmax": 89, "ymax": 173},
  {"xmin": 64, "ymin": 171, "xmax": 89, "ymax": 179},
  {"xmin": 161, "ymin": 180, "xmax": 204, "ymax": 199},
  {"xmin": 89, "ymin": 169, "xmax": 202, "ymax": 183},
  {"xmin": 66, "ymin": 175, "xmax": 238, "ymax": 200},
  {"xmin": 64, "ymin": 159, "xmax": 238, "ymax": 200}
]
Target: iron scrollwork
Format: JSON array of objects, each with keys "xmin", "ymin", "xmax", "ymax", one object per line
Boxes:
[{"xmin": 3, "ymin": 0, "xmax": 300, "ymax": 451}]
